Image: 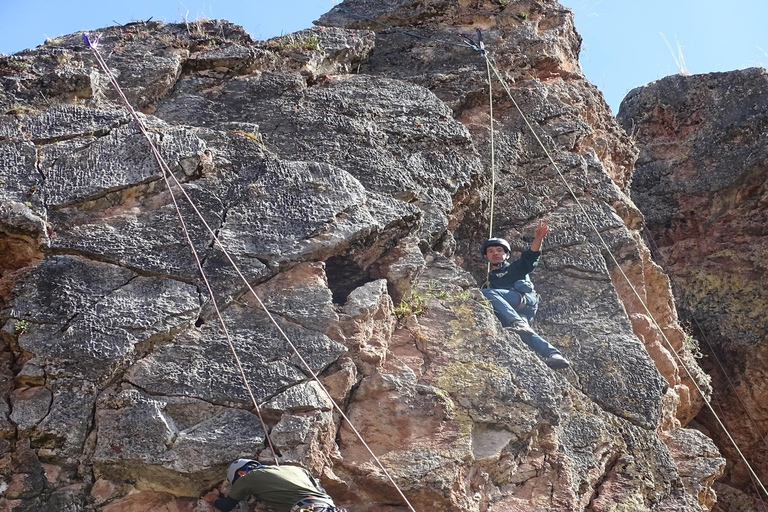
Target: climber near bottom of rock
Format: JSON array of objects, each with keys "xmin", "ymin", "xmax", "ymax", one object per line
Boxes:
[
  {"xmin": 481, "ymin": 219, "xmax": 570, "ymax": 370},
  {"xmin": 211, "ymin": 459, "xmax": 345, "ymax": 512}
]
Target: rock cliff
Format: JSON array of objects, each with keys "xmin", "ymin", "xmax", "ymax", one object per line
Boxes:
[
  {"xmin": 619, "ymin": 68, "xmax": 768, "ymax": 512},
  {"xmin": 0, "ymin": 1, "xmax": 722, "ymax": 511}
]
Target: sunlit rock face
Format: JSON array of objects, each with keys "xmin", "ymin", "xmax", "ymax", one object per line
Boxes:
[
  {"xmin": 619, "ymin": 67, "xmax": 768, "ymax": 511},
  {"xmin": 0, "ymin": 1, "xmax": 721, "ymax": 511}
]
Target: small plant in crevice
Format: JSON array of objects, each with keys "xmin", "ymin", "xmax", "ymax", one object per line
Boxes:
[
  {"xmin": 5, "ymin": 104, "xmax": 39, "ymax": 116},
  {"xmin": 684, "ymin": 334, "xmax": 706, "ymax": 359},
  {"xmin": 7, "ymin": 59, "xmax": 29, "ymax": 71},
  {"xmin": 425, "ymin": 280, "xmax": 446, "ymax": 299},
  {"xmin": 517, "ymin": 11, "xmax": 529, "ymax": 20},
  {"xmin": 272, "ymin": 33, "xmax": 323, "ymax": 52},
  {"xmin": 14, "ymin": 320, "xmax": 29, "ymax": 336},
  {"xmin": 231, "ymin": 130, "xmax": 261, "ymax": 142},
  {"xmin": 394, "ymin": 282, "xmax": 476, "ymax": 319},
  {"xmin": 394, "ymin": 291, "xmax": 429, "ymax": 319},
  {"xmin": 478, "ymin": 297, "xmax": 495, "ymax": 312}
]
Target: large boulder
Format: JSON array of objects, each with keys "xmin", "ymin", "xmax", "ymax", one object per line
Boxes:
[{"xmin": 619, "ymin": 67, "xmax": 768, "ymax": 506}]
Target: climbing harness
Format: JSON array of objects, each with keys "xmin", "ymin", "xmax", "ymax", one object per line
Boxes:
[
  {"xmin": 290, "ymin": 496, "xmax": 339, "ymax": 512},
  {"xmin": 82, "ymin": 32, "xmax": 417, "ymax": 512}
]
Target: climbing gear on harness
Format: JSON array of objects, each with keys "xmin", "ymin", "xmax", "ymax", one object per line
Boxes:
[
  {"xmin": 515, "ymin": 292, "xmax": 528, "ymax": 311},
  {"xmin": 460, "ymin": 28, "xmax": 486, "ymax": 55},
  {"xmin": 227, "ymin": 459, "xmax": 263, "ymax": 484},
  {"xmin": 290, "ymin": 496, "xmax": 339, "ymax": 512},
  {"xmin": 511, "ymin": 280, "xmax": 534, "ymax": 311}
]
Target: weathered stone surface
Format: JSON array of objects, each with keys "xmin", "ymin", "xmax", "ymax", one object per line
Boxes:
[
  {"xmin": 12, "ymin": 260, "xmax": 199, "ymax": 379},
  {"xmin": 33, "ymin": 378, "xmax": 98, "ymax": 457},
  {"xmin": 0, "ymin": 2, "xmax": 724, "ymax": 511},
  {"xmin": 9, "ymin": 386, "xmax": 51, "ymax": 431},
  {"xmin": 11, "ymin": 105, "xmax": 128, "ymax": 143},
  {"xmin": 0, "ymin": 201, "xmax": 46, "ymax": 301},
  {"xmin": 370, "ymin": 235, "xmax": 425, "ymax": 303},
  {"xmin": 336, "ymin": 257, "xmax": 699, "ymax": 511},
  {"xmin": 155, "ymin": 70, "xmax": 480, "ymax": 243},
  {"xmin": 250, "ymin": 262, "xmax": 339, "ymax": 335},
  {"xmin": 269, "ymin": 410, "xmax": 337, "ymax": 472},
  {"xmin": 4, "ymin": 438, "xmax": 46, "ymax": 501},
  {"xmin": 41, "ymin": 120, "xmax": 206, "ymax": 207},
  {"xmin": 125, "ymin": 302, "xmax": 346, "ymax": 407},
  {"xmin": 100, "ymin": 491, "xmax": 211, "ymax": 512},
  {"xmin": 0, "ymin": 141, "xmax": 40, "ymax": 208},
  {"xmin": 263, "ymin": 26, "xmax": 376, "ymax": 76},
  {"xmin": 712, "ymin": 482, "xmax": 767, "ymax": 512},
  {"xmin": 93, "ymin": 387, "xmax": 264, "ymax": 494},
  {"xmin": 664, "ymin": 428, "xmax": 725, "ymax": 510},
  {"xmin": 338, "ymin": 279, "xmax": 395, "ymax": 370},
  {"xmin": 619, "ymin": 67, "xmax": 768, "ymax": 504}
]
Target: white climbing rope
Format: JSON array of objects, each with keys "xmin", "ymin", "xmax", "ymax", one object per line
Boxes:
[
  {"xmin": 84, "ymin": 37, "xmax": 280, "ymax": 465},
  {"xmin": 484, "ymin": 54, "xmax": 497, "ymax": 285},
  {"xmin": 84, "ymin": 34, "xmax": 417, "ymax": 512},
  {"xmin": 481, "ymin": 51, "xmax": 768, "ymax": 500}
]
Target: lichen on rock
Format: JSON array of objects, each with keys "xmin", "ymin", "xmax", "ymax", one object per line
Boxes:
[{"xmin": 0, "ymin": 2, "xmax": 730, "ymax": 511}]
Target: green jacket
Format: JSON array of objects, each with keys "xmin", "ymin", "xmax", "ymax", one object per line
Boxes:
[{"xmin": 216, "ymin": 465, "xmax": 332, "ymax": 512}]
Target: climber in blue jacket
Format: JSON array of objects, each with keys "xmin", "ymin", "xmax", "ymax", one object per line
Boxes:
[{"xmin": 481, "ymin": 220, "xmax": 570, "ymax": 369}]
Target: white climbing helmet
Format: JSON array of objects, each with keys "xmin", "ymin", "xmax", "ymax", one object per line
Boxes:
[{"xmin": 227, "ymin": 459, "xmax": 262, "ymax": 484}]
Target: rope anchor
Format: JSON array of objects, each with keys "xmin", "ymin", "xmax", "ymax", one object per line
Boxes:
[{"xmin": 460, "ymin": 28, "xmax": 486, "ymax": 55}]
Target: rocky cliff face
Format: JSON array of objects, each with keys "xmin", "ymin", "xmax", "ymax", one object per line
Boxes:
[
  {"xmin": 618, "ymin": 68, "xmax": 768, "ymax": 512},
  {"xmin": 0, "ymin": 1, "xmax": 722, "ymax": 511}
]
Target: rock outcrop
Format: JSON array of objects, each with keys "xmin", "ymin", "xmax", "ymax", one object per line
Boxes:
[
  {"xmin": 1, "ymin": 1, "xmax": 722, "ymax": 511},
  {"xmin": 619, "ymin": 67, "xmax": 768, "ymax": 511}
]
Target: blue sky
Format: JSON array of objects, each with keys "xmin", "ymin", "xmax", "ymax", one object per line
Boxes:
[{"xmin": 1, "ymin": 0, "xmax": 766, "ymax": 113}]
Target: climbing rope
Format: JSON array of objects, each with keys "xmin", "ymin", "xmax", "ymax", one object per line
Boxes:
[
  {"xmin": 479, "ymin": 50, "xmax": 768, "ymax": 499},
  {"xmin": 84, "ymin": 33, "xmax": 417, "ymax": 512},
  {"xmin": 484, "ymin": 45, "xmax": 496, "ymax": 285},
  {"xmin": 82, "ymin": 33, "xmax": 280, "ymax": 465},
  {"xmin": 643, "ymin": 231, "xmax": 768, "ymax": 509},
  {"xmin": 81, "ymin": 12, "xmax": 768, "ymax": 506}
]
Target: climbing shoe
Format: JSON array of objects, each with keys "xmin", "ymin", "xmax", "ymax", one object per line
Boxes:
[{"xmin": 544, "ymin": 353, "xmax": 570, "ymax": 370}]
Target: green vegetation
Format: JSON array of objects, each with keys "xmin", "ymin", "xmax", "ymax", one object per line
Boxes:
[
  {"xmin": 684, "ymin": 334, "xmax": 706, "ymax": 359},
  {"xmin": 231, "ymin": 130, "xmax": 261, "ymax": 142},
  {"xmin": 7, "ymin": 60, "xmax": 29, "ymax": 71},
  {"xmin": 5, "ymin": 104, "xmax": 39, "ymax": 115},
  {"xmin": 394, "ymin": 280, "xmax": 474, "ymax": 319},
  {"xmin": 274, "ymin": 33, "xmax": 323, "ymax": 52},
  {"xmin": 517, "ymin": 12, "xmax": 529, "ymax": 20},
  {"xmin": 14, "ymin": 320, "xmax": 29, "ymax": 336},
  {"xmin": 394, "ymin": 291, "xmax": 429, "ymax": 319}
]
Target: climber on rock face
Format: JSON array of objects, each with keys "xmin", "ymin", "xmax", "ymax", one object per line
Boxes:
[
  {"xmin": 212, "ymin": 459, "xmax": 344, "ymax": 512},
  {"xmin": 481, "ymin": 219, "xmax": 570, "ymax": 370}
]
